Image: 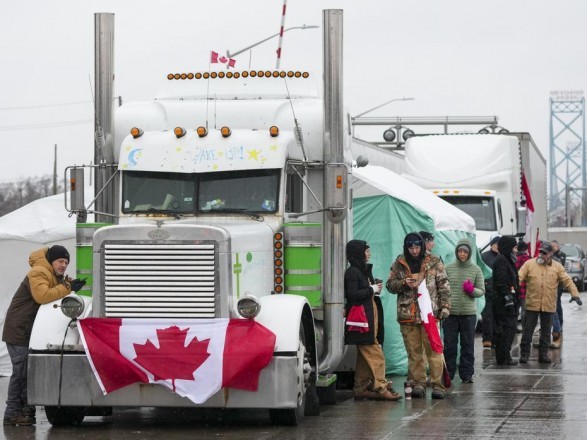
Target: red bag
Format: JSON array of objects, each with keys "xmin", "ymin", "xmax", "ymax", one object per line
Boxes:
[{"xmin": 346, "ymin": 305, "xmax": 369, "ymax": 333}]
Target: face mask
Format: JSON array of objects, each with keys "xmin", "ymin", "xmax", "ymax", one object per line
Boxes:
[{"xmin": 536, "ymin": 256, "xmax": 545, "ymax": 265}]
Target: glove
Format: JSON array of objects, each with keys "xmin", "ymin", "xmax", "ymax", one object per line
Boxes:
[
  {"xmin": 70, "ymin": 278, "xmax": 86, "ymax": 293},
  {"xmin": 438, "ymin": 308, "xmax": 450, "ymax": 319},
  {"xmin": 570, "ymin": 296, "xmax": 583, "ymax": 306},
  {"xmin": 371, "ymin": 283, "xmax": 381, "ymax": 294},
  {"xmin": 462, "ymin": 279, "xmax": 475, "ymax": 295}
]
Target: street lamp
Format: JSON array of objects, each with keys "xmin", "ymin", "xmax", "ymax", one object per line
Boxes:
[
  {"xmin": 226, "ymin": 24, "xmax": 319, "ymax": 59},
  {"xmin": 352, "ymin": 97, "xmax": 415, "ymax": 119}
]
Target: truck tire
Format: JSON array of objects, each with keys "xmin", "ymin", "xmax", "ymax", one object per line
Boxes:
[
  {"xmin": 269, "ymin": 325, "xmax": 311, "ymax": 425},
  {"xmin": 45, "ymin": 406, "xmax": 86, "ymax": 426},
  {"xmin": 578, "ymin": 280, "xmax": 585, "ymax": 292}
]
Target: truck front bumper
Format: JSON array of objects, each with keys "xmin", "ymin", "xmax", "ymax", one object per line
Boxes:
[{"xmin": 28, "ymin": 352, "xmax": 299, "ymax": 409}]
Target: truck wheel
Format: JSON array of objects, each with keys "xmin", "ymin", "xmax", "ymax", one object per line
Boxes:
[
  {"xmin": 578, "ymin": 280, "xmax": 585, "ymax": 292},
  {"xmin": 269, "ymin": 325, "xmax": 310, "ymax": 425},
  {"xmin": 45, "ymin": 406, "xmax": 86, "ymax": 426}
]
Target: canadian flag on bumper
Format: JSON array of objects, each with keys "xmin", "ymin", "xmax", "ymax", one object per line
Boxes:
[{"xmin": 78, "ymin": 318, "xmax": 276, "ymax": 404}]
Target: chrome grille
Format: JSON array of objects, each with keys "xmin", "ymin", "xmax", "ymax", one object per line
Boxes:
[
  {"xmin": 103, "ymin": 243, "xmax": 216, "ymax": 318},
  {"xmin": 565, "ymin": 260, "xmax": 571, "ymax": 271}
]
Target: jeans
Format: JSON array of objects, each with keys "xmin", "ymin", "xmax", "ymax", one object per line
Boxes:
[
  {"xmin": 4, "ymin": 344, "xmax": 34, "ymax": 419},
  {"xmin": 521, "ymin": 310, "xmax": 553, "ymax": 357},
  {"xmin": 443, "ymin": 315, "xmax": 477, "ymax": 380},
  {"xmin": 481, "ymin": 293, "xmax": 494, "ymax": 342},
  {"xmin": 552, "ymin": 290, "xmax": 563, "ymax": 334}
]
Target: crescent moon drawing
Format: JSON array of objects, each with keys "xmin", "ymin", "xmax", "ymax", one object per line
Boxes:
[{"xmin": 128, "ymin": 148, "xmax": 143, "ymax": 166}]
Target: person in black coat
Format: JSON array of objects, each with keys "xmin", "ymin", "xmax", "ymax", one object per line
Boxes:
[
  {"xmin": 480, "ymin": 235, "xmax": 500, "ymax": 348},
  {"xmin": 344, "ymin": 240, "xmax": 401, "ymax": 401},
  {"xmin": 492, "ymin": 236, "xmax": 519, "ymax": 365}
]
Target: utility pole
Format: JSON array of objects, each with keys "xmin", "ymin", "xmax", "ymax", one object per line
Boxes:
[{"xmin": 53, "ymin": 144, "xmax": 57, "ymax": 195}]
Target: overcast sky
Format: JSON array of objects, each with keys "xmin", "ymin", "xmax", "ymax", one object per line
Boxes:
[{"xmin": 1, "ymin": 0, "xmax": 586, "ymax": 182}]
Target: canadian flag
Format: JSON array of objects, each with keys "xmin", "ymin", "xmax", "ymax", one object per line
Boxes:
[
  {"xmin": 210, "ymin": 50, "xmax": 236, "ymax": 68},
  {"xmin": 521, "ymin": 171, "xmax": 535, "ymax": 248},
  {"xmin": 416, "ymin": 281, "xmax": 444, "ymax": 354},
  {"xmin": 78, "ymin": 318, "xmax": 276, "ymax": 404}
]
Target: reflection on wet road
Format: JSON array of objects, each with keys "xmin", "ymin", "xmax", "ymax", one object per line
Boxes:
[{"xmin": 1, "ymin": 292, "xmax": 585, "ymax": 439}]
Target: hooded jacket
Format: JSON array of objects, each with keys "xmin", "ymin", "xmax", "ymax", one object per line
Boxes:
[
  {"xmin": 2, "ymin": 247, "xmax": 72, "ymax": 346},
  {"xmin": 492, "ymin": 236, "xmax": 519, "ymax": 316},
  {"xmin": 344, "ymin": 240, "xmax": 384, "ymax": 345},
  {"xmin": 444, "ymin": 238, "xmax": 485, "ymax": 315},
  {"xmin": 386, "ymin": 233, "xmax": 451, "ymax": 324}
]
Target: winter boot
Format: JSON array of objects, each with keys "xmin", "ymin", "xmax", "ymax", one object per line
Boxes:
[{"xmin": 550, "ymin": 332, "xmax": 562, "ymax": 349}]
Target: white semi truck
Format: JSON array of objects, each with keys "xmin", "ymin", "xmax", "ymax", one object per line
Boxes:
[
  {"xmin": 27, "ymin": 10, "xmax": 354, "ymax": 426},
  {"xmin": 401, "ymin": 133, "xmax": 547, "ymax": 250}
]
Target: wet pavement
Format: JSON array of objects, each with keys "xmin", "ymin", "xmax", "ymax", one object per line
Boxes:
[{"xmin": 1, "ymin": 292, "xmax": 585, "ymax": 439}]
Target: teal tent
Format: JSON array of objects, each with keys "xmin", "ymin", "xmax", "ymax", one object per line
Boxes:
[{"xmin": 352, "ymin": 166, "xmax": 489, "ymax": 375}]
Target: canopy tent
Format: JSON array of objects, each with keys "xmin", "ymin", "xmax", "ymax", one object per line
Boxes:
[
  {"xmin": 0, "ymin": 193, "xmax": 77, "ymax": 375},
  {"xmin": 352, "ymin": 165, "xmax": 489, "ymax": 375}
]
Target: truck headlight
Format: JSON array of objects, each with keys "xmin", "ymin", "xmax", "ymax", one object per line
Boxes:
[
  {"xmin": 61, "ymin": 295, "xmax": 85, "ymax": 319},
  {"xmin": 237, "ymin": 294, "xmax": 261, "ymax": 319}
]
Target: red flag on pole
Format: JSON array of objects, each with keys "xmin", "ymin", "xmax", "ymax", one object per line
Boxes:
[
  {"xmin": 210, "ymin": 51, "xmax": 219, "ymax": 63},
  {"xmin": 227, "ymin": 58, "xmax": 236, "ymax": 68},
  {"xmin": 79, "ymin": 318, "xmax": 276, "ymax": 404}
]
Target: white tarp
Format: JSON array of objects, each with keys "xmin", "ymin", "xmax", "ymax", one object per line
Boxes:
[
  {"xmin": 353, "ymin": 165, "xmax": 476, "ymax": 233},
  {"xmin": 0, "ymin": 194, "xmax": 77, "ymax": 375}
]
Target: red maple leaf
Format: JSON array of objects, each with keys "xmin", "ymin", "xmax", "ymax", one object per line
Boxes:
[{"xmin": 133, "ymin": 326, "xmax": 211, "ymax": 391}]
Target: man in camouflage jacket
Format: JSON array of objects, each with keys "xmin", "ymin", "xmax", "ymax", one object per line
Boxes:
[{"xmin": 387, "ymin": 232, "xmax": 451, "ymax": 399}]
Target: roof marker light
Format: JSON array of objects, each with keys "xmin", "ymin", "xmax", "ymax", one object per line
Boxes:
[
  {"xmin": 130, "ymin": 127, "xmax": 143, "ymax": 138},
  {"xmin": 220, "ymin": 126, "xmax": 231, "ymax": 138},
  {"xmin": 269, "ymin": 126, "xmax": 279, "ymax": 137},
  {"xmin": 187, "ymin": 73, "xmax": 194, "ymax": 79},
  {"xmin": 197, "ymin": 126, "xmax": 208, "ymax": 137},
  {"xmin": 195, "ymin": 72, "xmax": 202, "ymax": 79},
  {"xmin": 167, "ymin": 73, "xmax": 174, "ymax": 80},
  {"xmin": 174, "ymin": 127, "xmax": 186, "ymax": 138},
  {"xmin": 302, "ymin": 72, "xmax": 309, "ymax": 78}
]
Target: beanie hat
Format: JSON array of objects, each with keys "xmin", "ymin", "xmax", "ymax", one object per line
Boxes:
[
  {"xmin": 419, "ymin": 231, "xmax": 434, "ymax": 243},
  {"xmin": 489, "ymin": 236, "xmax": 501, "ymax": 246},
  {"xmin": 46, "ymin": 245, "xmax": 70, "ymax": 264},
  {"xmin": 517, "ymin": 241, "xmax": 528, "ymax": 252},
  {"xmin": 457, "ymin": 244, "xmax": 471, "ymax": 253}
]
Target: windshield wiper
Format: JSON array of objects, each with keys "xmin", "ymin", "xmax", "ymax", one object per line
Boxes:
[
  {"xmin": 203, "ymin": 207, "xmax": 264, "ymax": 220},
  {"xmin": 131, "ymin": 208, "xmax": 184, "ymax": 219}
]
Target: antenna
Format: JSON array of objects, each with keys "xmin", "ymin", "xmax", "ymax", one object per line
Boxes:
[{"xmin": 283, "ymin": 78, "xmax": 308, "ymax": 161}]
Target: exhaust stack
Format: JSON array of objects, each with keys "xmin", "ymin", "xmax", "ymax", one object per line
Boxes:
[{"xmin": 94, "ymin": 12, "xmax": 117, "ymax": 222}]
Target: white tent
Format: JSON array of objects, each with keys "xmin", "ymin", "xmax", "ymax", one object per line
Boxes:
[{"xmin": 0, "ymin": 193, "xmax": 77, "ymax": 375}]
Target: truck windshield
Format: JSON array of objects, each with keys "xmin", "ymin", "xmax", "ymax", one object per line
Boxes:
[
  {"xmin": 438, "ymin": 195, "xmax": 497, "ymax": 231},
  {"xmin": 122, "ymin": 169, "xmax": 280, "ymax": 214}
]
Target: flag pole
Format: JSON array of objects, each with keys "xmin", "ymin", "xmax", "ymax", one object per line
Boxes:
[
  {"xmin": 206, "ymin": 51, "xmax": 212, "ymax": 131},
  {"xmin": 275, "ymin": 0, "xmax": 287, "ymax": 69}
]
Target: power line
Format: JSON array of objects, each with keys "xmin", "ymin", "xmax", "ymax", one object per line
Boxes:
[
  {"xmin": 0, "ymin": 119, "xmax": 93, "ymax": 131},
  {"xmin": 0, "ymin": 96, "xmax": 121, "ymax": 111},
  {"xmin": 0, "ymin": 100, "xmax": 92, "ymax": 111}
]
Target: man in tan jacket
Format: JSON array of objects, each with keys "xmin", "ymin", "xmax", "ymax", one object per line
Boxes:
[
  {"xmin": 2, "ymin": 246, "xmax": 85, "ymax": 426},
  {"xmin": 518, "ymin": 241, "xmax": 582, "ymax": 364}
]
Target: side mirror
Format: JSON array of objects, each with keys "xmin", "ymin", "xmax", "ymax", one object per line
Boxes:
[{"xmin": 68, "ymin": 167, "xmax": 85, "ymax": 212}]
